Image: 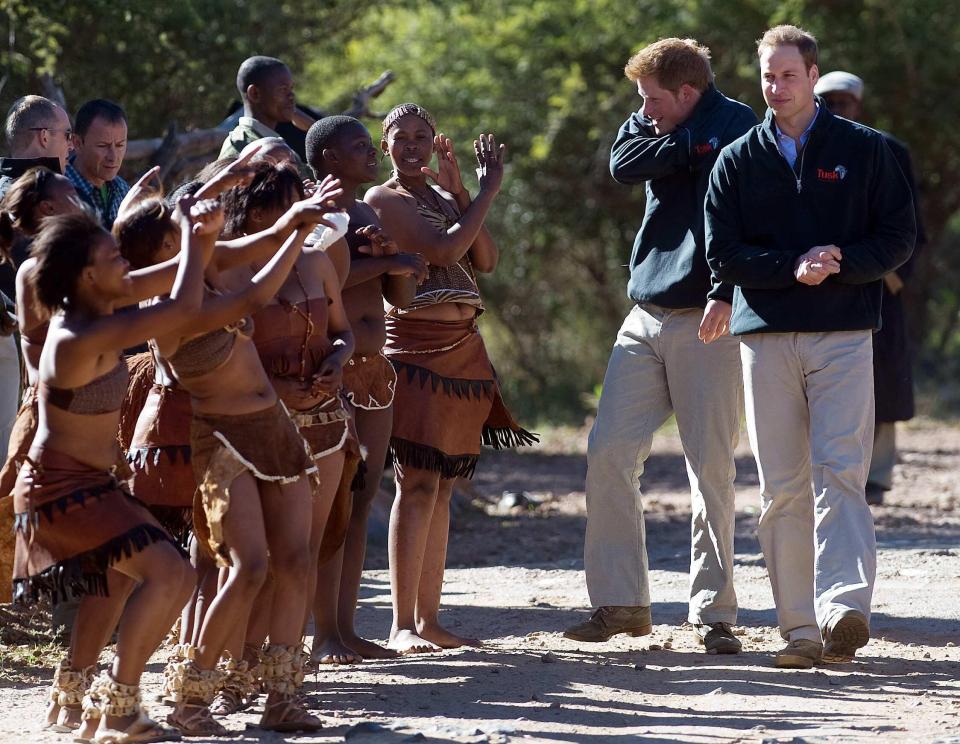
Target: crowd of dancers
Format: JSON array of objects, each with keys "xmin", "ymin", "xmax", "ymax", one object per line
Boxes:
[{"xmin": 0, "ymin": 52, "xmax": 535, "ymax": 742}]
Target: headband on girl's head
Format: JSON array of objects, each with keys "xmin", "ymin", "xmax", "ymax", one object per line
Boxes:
[{"xmin": 382, "ymin": 103, "xmax": 437, "ymax": 137}]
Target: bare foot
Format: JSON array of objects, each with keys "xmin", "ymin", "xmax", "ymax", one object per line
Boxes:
[
  {"xmin": 74, "ymin": 715, "xmax": 97, "ymax": 741},
  {"xmin": 44, "ymin": 701, "xmax": 81, "ymax": 732},
  {"xmin": 341, "ymin": 633, "xmax": 400, "ymax": 660},
  {"xmin": 44, "ymin": 700, "xmax": 60, "ymax": 727},
  {"xmin": 417, "ymin": 621, "xmax": 484, "ymax": 650},
  {"xmin": 311, "ymin": 636, "xmax": 362, "ymax": 665},
  {"xmin": 387, "ymin": 628, "xmax": 442, "ymax": 655}
]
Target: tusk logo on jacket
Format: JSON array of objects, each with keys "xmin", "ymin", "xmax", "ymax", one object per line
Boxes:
[
  {"xmin": 817, "ymin": 164, "xmax": 848, "ymax": 182},
  {"xmin": 694, "ymin": 137, "xmax": 721, "ymax": 155}
]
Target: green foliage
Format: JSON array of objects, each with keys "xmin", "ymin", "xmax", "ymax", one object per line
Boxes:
[
  {"xmin": 0, "ymin": 0, "xmax": 369, "ymax": 133},
  {"xmin": 2, "ymin": 0, "xmax": 958, "ymax": 422},
  {"xmin": 301, "ymin": 0, "xmax": 960, "ymax": 423}
]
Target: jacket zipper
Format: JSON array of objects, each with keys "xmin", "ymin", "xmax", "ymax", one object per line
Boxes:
[
  {"xmin": 794, "ymin": 144, "xmax": 806, "ymax": 193},
  {"xmin": 775, "ymin": 131, "xmax": 810, "ymax": 194}
]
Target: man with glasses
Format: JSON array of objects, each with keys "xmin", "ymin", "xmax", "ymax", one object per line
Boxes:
[
  {"xmin": 0, "ymin": 95, "xmax": 73, "ymax": 457},
  {"xmin": 0, "ymin": 95, "xmax": 72, "ymax": 201}
]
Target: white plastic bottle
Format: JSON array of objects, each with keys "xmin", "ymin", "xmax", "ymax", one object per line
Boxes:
[{"xmin": 307, "ymin": 211, "xmax": 350, "ymax": 249}]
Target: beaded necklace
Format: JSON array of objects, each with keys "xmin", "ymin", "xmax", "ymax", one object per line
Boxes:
[{"xmin": 281, "ymin": 265, "xmax": 315, "ymax": 382}]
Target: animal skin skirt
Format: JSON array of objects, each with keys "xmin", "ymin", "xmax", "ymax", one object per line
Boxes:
[
  {"xmin": 189, "ymin": 399, "xmax": 315, "ymax": 566},
  {"xmin": 127, "ymin": 383, "xmax": 195, "ymax": 542},
  {"xmin": 12, "ymin": 447, "xmax": 175, "ymax": 603},
  {"xmin": 384, "ymin": 315, "xmax": 537, "ymax": 480}
]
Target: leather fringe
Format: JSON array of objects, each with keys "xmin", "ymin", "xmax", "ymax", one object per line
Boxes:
[
  {"xmin": 127, "ymin": 445, "xmax": 193, "ymax": 468},
  {"xmin": 13, "ymin": 483, "xmax": 119, "ymax": 528},
  {"xmin": 147, "ymin": 505, "xmax": 193, "ymax": 546},
  {"xmin": 392, "ymin": 361, "xmax": 495, "ymax": 401},
  {"xmin": 389, "ymin": 437, "xmax": 479, "ymax": 480},
  {"xmin": 13, "ymin": 523, "xmax": 175, "ymax": 605},
  {"xmin": 482, "ymin": 425, "xmax": 539, "ymax": 450}
]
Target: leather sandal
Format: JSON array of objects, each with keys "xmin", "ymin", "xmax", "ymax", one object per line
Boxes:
[
  {"xmin": 256, "ymin": 644, "xmax": 322, "ymax": 732},
  {"xmin": 166, "ymin": 701, "xmax": 226, "ymax": 737},
  {"xmin": 163, "ymin": 660, "xmax": 227, "ymax": 737},
  {"xmin": 82, "ymin": 671, "xmax": 180, "ymax": 743},
  {"xmin": 45, "ymin": 658, "xmax": 94, "ymax": 732}
]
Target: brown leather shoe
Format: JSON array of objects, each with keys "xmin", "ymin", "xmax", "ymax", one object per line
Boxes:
[
  {"xmin": 563, "ymin": 606, "xmax": 652, "ymax": 642},
  {"xmin": 822, "ymin": 610, "xmax": 870, "ymax": 663},
  {"xmin": 775, "ymin": 639, "xmax": 822, "ymax": 669}
]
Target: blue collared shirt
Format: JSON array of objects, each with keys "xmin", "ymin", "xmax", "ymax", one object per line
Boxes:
[{"xmin": 775, "ymin": 103, "xmax": 819, "ymax": 168}]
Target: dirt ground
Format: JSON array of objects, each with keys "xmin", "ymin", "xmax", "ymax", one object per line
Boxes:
[{"xmin": 2, "ymin": 418, "xmax": 959, "ymax": 743}]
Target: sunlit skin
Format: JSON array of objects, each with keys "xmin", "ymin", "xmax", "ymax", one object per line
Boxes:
[
  {"xmin": 365, "ymin": 113, "xmax": 508, "ymax": 654},
  {"xmin": 228, "ymin": 199, "xmax": 357, "ymax": 672},
  {"xmin": 373, "ymin": 113, "xmax": 500, "ymax": 318},
  {"xmin": 34, "ymin": 201, "xmax": 216, "ymax": 738},
  {"xmin": 245, "ymin": 66, "xmax": 297, "ymax": 131},
  {"xmin": 636, "ymin": 76, "xmax": 701, "ymax": 135},
  {"xmin": 308, "ymin": 121, "xmax": 422, "ymax": 662},
  {"xmin": 5, "ymin": 178, "xmax": 102, "ymax": 701},
  {"xmin": 72, "ymin": 117, "xmax": 128, "ymax": 188},
  {"xmin": 23, "ymin": 105, "xmax": 74, "ymax": 172},
  {"xmin": 254, "ymin": 141, "xmax": 298, "ymax": 167},
  {"xmin": 760, "ymin": 44, "xmax": 819, "ymax": 141},
  {"xmin": 148, "ymin": 182, "xmax": 340, "ymax": 733}
]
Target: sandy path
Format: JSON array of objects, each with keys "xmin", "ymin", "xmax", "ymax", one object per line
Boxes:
[{"xmin": 2, "ymin": 420, "xmax": 959, "ymax": 742}]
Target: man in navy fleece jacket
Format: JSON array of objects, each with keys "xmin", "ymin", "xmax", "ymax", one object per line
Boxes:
[
  {"xmin": 565, "ymin": 38, "xmax": 756, "ymax": 655},
  {"xmin": 705, "ymin": 25, "xmax": 915, "ymax": 669}
]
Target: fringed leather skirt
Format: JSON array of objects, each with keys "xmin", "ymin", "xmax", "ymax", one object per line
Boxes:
[
  {"xmin": 127, "ymin": 383, "xmax": 195, "ymax": 542},
  {"xmin": 12, "ymin": 447, "xmax": 175, "ymax": 603},
  {"xmin": 342, "ymin": 353, "xmax": 397, "ymax": 411},
  {"xmin": 384, "ymin": 315, "xmax": 537, "ymax": 480},
  {"xmin": 190, "ymin": 399, "xmax": 315, "ymax": 566},
  {"xmin": 288, "ymin": 394, "xmax": 361, "ymax": 562}
]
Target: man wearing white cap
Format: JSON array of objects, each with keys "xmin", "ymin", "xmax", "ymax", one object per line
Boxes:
[{"xmin": 815, "ymin": 71, "xmax": 927, "ymax": 506}]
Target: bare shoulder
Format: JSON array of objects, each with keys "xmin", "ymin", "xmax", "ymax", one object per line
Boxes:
[
  {"xmin": 300, "ymin": 244, "xmax": 336, "ymax": 277},
  {"xmin": 363, "ymin": 183, "xmax": 397, "ymax": 206},
  {"xmin": 314, "ymin": 249, "xmax": 340, "ymax": 292},
  {"xmin": 364, "ymin": 183, "xmax": 414, "ymax": 213},
  {"xmin": 15, "ymin": 256, "xmax": 37, "ymax": 276},
  {"xmin": 349, "ymin": 199, "xmax": 381, "ymax": 224}
]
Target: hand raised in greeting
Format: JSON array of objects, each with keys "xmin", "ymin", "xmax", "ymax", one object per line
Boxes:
[
  {"xmin": 474, "ymin": 133, "xmax": 506, "ymax": 195},
  {"xmin": 421, "ymin": 134, "xmax": 465, "ymax": 197}
]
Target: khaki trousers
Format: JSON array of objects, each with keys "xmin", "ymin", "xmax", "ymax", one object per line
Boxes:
[
  {"xmin": 585, "ymin": 304, "xmax": 741, "ymax": 624},
  {"xmin": 740, "ymin": 330, "xmax": 877, "ymax": 643}
]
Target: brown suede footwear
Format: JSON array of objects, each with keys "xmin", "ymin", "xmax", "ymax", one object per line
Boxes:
[
  {"xmin": 563, "ymin": 606, "xmax": 653, "ymax": 642},
  {"xmin": 822, "ymin": 610, "xmax": 870, "ymax": 663},
  {"xmin": 775, "ymin": 639, "xmax": 823, "ymax": 669}
]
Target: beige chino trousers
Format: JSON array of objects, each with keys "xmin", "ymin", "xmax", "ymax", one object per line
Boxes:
[
  {"xmin": 585, "ymin": 304, "xmax": 741, "ymax": 624},
  {"xmin": 740, "ymin": 330, "xmax": 877, "ymax": 643}
]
